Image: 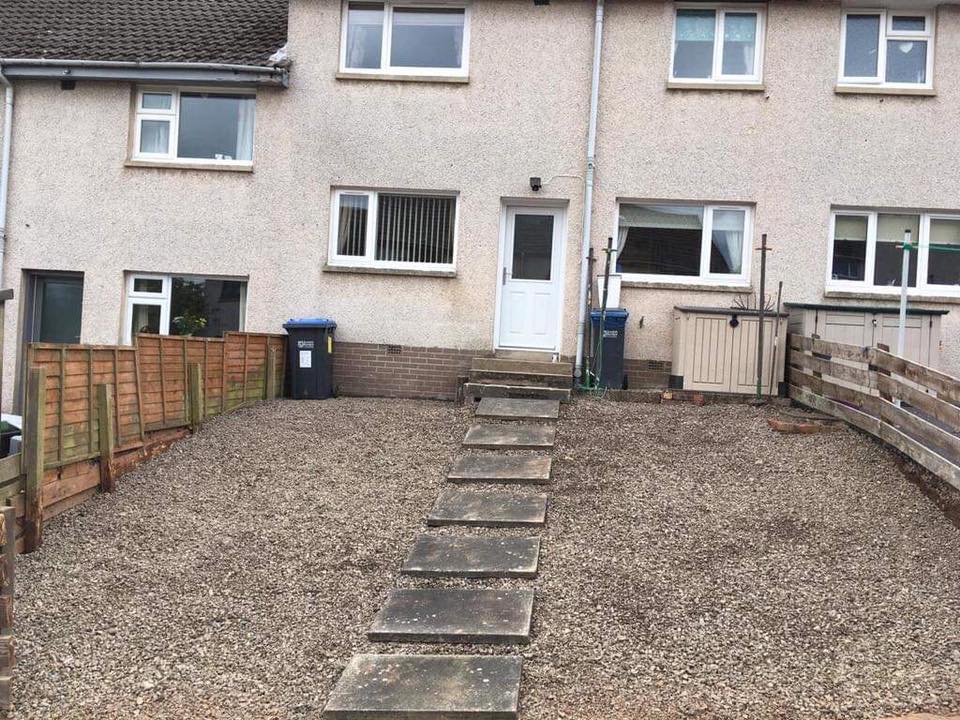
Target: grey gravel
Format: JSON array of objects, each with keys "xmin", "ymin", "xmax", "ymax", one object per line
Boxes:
[{"xmin": 9, "ymin": 396, "xmax": 960, "ymax": 719}]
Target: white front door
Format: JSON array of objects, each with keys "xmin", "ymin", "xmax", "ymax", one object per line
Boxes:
[{"xmin": 496, "ymin": 205, "xmax": 565, "ymax": 351}]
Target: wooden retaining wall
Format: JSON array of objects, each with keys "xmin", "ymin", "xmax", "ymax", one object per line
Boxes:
[
  {"xmin": 4, "ymin": 332, "xmax": 286, "ymax": 552},
  {"xmin": 788, "ymin": 333, "xmax": 960, "ymax": 491}
]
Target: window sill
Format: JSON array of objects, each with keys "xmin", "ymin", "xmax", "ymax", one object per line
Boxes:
[
  {"xmin": 825, "ymin": 290, "xmax": 960, "ymax": 305},
  {"xmin": 621, "ymin": 280, "xmax": 751, "ymax": 293},
  {"xmin": 666, "ymin": 80, "xmax": 765, "ymax": 92},
  {"xmin": 323, "ymin": 263, "xmax": 457, "ymax": 279},
  {"xmin": 335, "ymin": 71, "xmax": 469, "ymax": 84},
  {"xmin": 834, "ymin": 84, "xmax": 936, "ymax": 97},
  {"xmin": 125, "ymin": 159, "xmax": 254, "ymax": 173}
]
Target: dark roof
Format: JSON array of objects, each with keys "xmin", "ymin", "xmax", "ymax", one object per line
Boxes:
[{"xmin": 0, "ymin": 0, "xmax": 289, "ymax": 67}]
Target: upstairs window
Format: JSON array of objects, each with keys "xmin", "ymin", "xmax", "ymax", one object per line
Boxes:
[
  {"xmin": 329, "ymin": 189, "xmax": 458, "ymax": 269},
  {"xmin": 616, "ymin": 202, "xmax": 752, "ymax": 285},
  {"xmin": 133, "ymin": 88, "xmax": 256, "ymax": 166},
  {"xmin": 340, "ymin": 1, "xmax": 470, "ymax": 77},
  {"xmin": 671, "ymin": 5, "xmax": 765, "ymax": 84},
  {"xmin": 839, "ymin": 10, "xmax": 934, "ymax": 89},
  {"xmin": 827, "ymin": 209, "xmax": 960, "ymax": 296}
]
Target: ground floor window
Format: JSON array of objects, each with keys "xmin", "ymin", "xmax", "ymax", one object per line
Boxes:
[
  {"xmin": 124, "ymin": 273, "xmax": 247, "ymax": 344},
  {"xmin": 616, "ymin": 202, "xmax": 751, "ymax": 285},
  {"xmin": 329, "ymin": 188, "xmax": 458, "ymax": 269},
  {"xmin": 828, "ymin": 209, "xmax": 960, "ymax": 296},
  {"xmin": 24, "ymin": 272, "xmax": 84, "ymax": 345}
]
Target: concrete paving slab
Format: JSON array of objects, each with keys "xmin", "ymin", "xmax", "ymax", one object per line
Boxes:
[
  {"xmin": 448, "ymin": 454, "xmax": 552, "ymax": 484},
  {"xmin": 323, "ymin": 654, "xmax": 522, "ymax": 719},
  {"xmin": 476, "ymin": 398, "xmax": 560, "ymax": 420},
  {"xmin": 427, "ymin": 489, "xmax": 548, "ymax": 528},
  {"xmin": 476, "ymin": 397, "xmax": 560, "ymax": 419},
  {"xmin": 462, "ymin": 424, "xmax": 556, "ymax": 450},
  {"xmin": 367, "ymin": 588, "xmax": 535, "ymax": 644},
  {"xmin": 401, "ymin": 535, "xmax": 540, "ymax": 578}
]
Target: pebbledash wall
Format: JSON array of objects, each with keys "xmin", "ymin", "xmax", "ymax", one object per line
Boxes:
[{"xmin": 3, "ymin": 0, "xmax": 960, "ymax": 407}]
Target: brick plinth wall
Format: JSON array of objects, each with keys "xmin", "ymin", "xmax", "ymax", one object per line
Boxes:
[
  {"xmin": 332, "ymin": 342, "xmax": 489, "ymax": 401},
  {"xmin": 624, "ymin": 358, "xmax": 672, "ymax": 389}
]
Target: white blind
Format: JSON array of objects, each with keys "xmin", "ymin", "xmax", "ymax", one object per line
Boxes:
[{"xmin": 376, "ymin": 194, "xmax": 456, "ymax": 264}]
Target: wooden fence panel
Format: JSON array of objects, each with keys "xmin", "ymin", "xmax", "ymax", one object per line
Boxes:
[{"xmin": 788, "ymin": 332, "xmax": 960, "ymax": 492}]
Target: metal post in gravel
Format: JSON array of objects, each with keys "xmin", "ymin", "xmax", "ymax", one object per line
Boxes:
[
  {"xmin": 97, "ymin": 383, "xmax": 116, "ymax": 493},
  {"xmin": 23, "ymin": 366, "xmax": 46, "ymax": 553},
  {"xmin": 0, "ymin": 506, "xmax": 15, "ymax": 710}
]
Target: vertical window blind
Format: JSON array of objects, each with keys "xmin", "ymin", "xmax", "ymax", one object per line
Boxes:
[{"xmin": 375, "ymin": 194, "xmax": 456, "ymax": 264}]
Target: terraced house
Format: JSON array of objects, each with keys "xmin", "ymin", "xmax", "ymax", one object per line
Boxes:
[{"xmin": 0, "ymin": 0, "xmax": 958, "ymax": 408}]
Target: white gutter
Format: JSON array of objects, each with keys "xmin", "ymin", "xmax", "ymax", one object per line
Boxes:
[
  {"xmin": 0, "ymin": 70, "xmax": 12, "ymax": 270},
  {"xmin": 574, "ymin": 0, "xmax": 604, "ymax": 380}
]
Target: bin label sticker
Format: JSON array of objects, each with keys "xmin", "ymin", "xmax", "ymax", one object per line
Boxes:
[
  {"xmin": 327, "ymin": 335, "xmax": 333, "ymax": 354},
  {"xmin": 297, "ymin": 340, "xmax": 315, "ymax": 350},
  {"xmin": 299, "ymin": 350, "xmax": 312, "ymax": 369},
  {"xmin": 603, "ymin": 330, "xmax": 619, "ymax": 339}
]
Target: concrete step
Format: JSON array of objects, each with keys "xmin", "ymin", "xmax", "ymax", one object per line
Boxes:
[
  {"xmin": 401, "ymin": 535, "xmax": 540, "ymax": 578},
  {"xmin": 478, "ymin": 356, "xmax": 571, "ymax": 373},
  {"xmin": 427, "ymin": 489, "xmax": 548, "ymax": 528},
  {"xmin": 492, "ymin": 349, "xmax": 556, "ymax": 362},
  {"xmin": 469, "ymin": 369, "xmax": 571, "ymax": 388},
  {"xmin": 367, "ymin": 588, "xmax": 535, "ymax": 644},
  {"xmin": 463, "ymin": 423, "xmax": 556, "ymax": 450},
  {"xmin": 324, "ymin": 654, "xmax": 522, "ymax": 719},
  {"xmin": 476, "ymin": 397, "xmax": 560, "ymax": 420},
  {"xmin": 448, "ymin": 454, "xmax": 552, "ymax": 485},
  {"xmin": 464, "ymin": 383, "xmax": 571, "ymax": 402}
]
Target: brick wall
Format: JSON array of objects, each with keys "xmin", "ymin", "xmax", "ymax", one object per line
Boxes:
[
  {"xmin": 332, "ymin": 342, "xmax": 488, "ymax": 401},
  {"xmin": 624, "ymin": 358, "xmax": 672, "ymax": 389}
]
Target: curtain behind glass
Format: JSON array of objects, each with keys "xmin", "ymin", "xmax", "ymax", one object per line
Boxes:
[
  {"xmin": 674, "ymin": 9, "xmax": 715, "ymax": 78},
  {"xmin": 346, "ymin": 3, "xmax": 384, "ymax": 68},
  {"xmin": 709, "ymin": 209, "xmax": 744, "ymax": 274},
  {"xmin": 928, "ymin": 219, "xmax": 960, "ymax": 286},
  {"xmin": 721, "ymin": 13, "xmax": 756, "ymax": 76}
]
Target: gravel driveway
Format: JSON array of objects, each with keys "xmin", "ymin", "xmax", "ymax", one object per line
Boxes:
[{"xmin": 10, "ymin": 397, "xmax": 960, "ymax": 719}]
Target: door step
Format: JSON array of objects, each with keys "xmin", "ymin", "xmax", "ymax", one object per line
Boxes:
[
  {"xmin": 367, "ymin": 588, "xmax": 535, "ymax": 644},
  {"xmin": 324, "ymin": 654, "xmax": 522, "ymax": 719},
  {"xmin": 464, "ymin": 382, "xmax": 571, "ymax": 402},
  {"xmin": 426, "ymin": 489, "xmax": 548, "ymax": 528},
  {"xmin": 469, "ymin": 369, "xmax": 571, "ymax": 388},
  {"xmin": 401, "ymin": 535, "xmax": 541, "ymax": 578},
  {"xmin": 448, "ymin": 454, "xmax": 552, "ymax": 484},
  {"xmin": 473, "ymin": 357, "xmax": 573, "ymax": 376}
]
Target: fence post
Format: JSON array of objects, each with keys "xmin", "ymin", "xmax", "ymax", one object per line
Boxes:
[
  {"xmin": 23, "ymin": 366, "xmax": 45, "ymax": 553},
  {"xmin": 97, "ymin": 384, "xmax": 116, "ymax": 493},
  {"xmin": 0, "ymin": 506, "xmax": 15, "ymax": 710},
  {"xmin": 266, "ymin": 349, "xmax": 277, "ymax": 400},
  {"xmin": 188, "ymin": 363, "xmax": 204, "ymax": 430},
  {"xmin": 874, "ymin": 343, "xmax": 893, "ymax": 404}
]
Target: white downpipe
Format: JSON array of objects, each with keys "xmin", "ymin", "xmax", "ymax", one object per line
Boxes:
[
  {"xmin": 0, "ymin": 70, "xmax": 11, "ymax": 274},
  {"xmin": 574, "ymin": 0, "xmax": 604, "ymax": 379}
]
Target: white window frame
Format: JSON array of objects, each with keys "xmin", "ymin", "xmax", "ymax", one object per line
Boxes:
[
  {"xmin": 614, "ymin": 201, "xmax": 753, "ymax": 286},
  {"xmin": 328, "ymin": 188, "xmax": 459, "ymax": 271},
  {"xmin": 838, "ymin": 9, "xmax": 935, "ymax": 90},
  {"xmin": 123, "ymin": 273, "xmax": 248, "ymax": 344},
  {"xmin": 825, "ymin": 208, "xmax": 960, "ymax": 297},
  {"xmin": 338, "ymin": 0, "xmax": 471, "ymax": 77},
  {"xmin": 131, "ymin": 87, "xmax": 256, "ymax": 167},
  {"xmin": 670, "ymin": 3, "xmax": 766, "ymax": 85}
]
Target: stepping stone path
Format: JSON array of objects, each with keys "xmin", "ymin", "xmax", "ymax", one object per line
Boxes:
[
  {"xmin": 448, "ymin": 454, "xmax": 552, "ymax": 484},
  {"xmin": 427, "ymin": 489, "xmax": 548, "ymax": 528},
  {"xmin": 400, "ymin": 535, "xmax": 541, "ymax": 578},
  {"xmin": 324, "ymin": 395, "xmax": 560, "ymax": 718},
  {"xmin": 463, "ymin": 423, "xmax": 556, "ymax": 450},
  {"xmin": 368, "ymin": 588, "xmax": 535, "ymax": 644},
  {"xmin": 476, "ymin": 397, "xmax": 560, "ymax": 420},
  {"xmin": 324, "ymin": 654, "xmax": 523, "ymax": 719}
]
